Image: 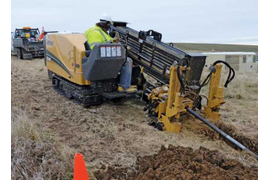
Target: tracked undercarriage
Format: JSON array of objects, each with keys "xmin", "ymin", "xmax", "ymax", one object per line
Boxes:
[
  {"xmin": 50, "ymin": 72, "xmax": 134, "ymax": 107},
  {"xmin": 51, "ymin": 74, "xmax": 102, "ymax": 107}
]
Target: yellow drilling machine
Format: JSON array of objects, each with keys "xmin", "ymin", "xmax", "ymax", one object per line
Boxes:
[{"xmin": 44, "ymin": 21, "xmax": 257, "ymax": 159}]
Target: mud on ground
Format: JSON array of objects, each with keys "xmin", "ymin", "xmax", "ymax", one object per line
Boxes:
[{"xmin": 11, "ymin": 57, "xmax": 258, "ymax": 178}]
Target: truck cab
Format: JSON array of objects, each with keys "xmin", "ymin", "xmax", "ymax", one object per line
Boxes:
[{"xmin": 12, "ymin": 27, "xmax": 44, "ymax": 60}]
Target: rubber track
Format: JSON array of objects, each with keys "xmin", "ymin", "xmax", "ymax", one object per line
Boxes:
[{"xmin": 52, "ymin": 75, "xmax": 102, "ymax": 107}]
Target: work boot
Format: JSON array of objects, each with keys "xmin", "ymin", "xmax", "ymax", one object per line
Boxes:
[
  {"xmin": 130, "ymin": 85, "xmax": 138, "ymax": 88},
  {"xmin": 118, "ymin": 86, "xmax": 138, "ymax": 94}
]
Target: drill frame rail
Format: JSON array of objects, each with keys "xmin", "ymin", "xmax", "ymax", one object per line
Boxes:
[{"xmin": 109, "ymin": 22, "xmax": 206, "ymax": 92}]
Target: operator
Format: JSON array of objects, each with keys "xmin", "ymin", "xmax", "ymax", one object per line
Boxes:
[{"xmin": 84, "ymin": 14, "xmax": 137, "ymax": 93}]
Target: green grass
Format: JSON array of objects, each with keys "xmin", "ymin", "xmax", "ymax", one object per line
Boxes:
[{"xmin": 171, "ymin": 43, "xmax": 258, "ymax": 53}]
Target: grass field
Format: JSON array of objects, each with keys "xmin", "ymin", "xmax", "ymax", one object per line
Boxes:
[
  {"xmin": 11, "ymin": 42, "xmax": 258, "ymax": 179},
  {"xmin": 172, "ymin": 43, "xmax": 258, "ymax": 53}
]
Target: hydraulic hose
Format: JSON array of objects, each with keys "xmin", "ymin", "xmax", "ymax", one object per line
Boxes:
[
  {"xmin": 186, "ymin": 107, "xmax": 258, "ymax": 160},
  {"xmin": 177, "ymin": 65, "xmax": 185, "ymax": 94},
  {"xmin": 176, "ymin": 58, "xmax": 189, "ymax": 94},
  {"xmin": 213, "ymin": 60, "xmax": 235, "ymax": 88},
  {"xmin": 200, "ymin": 60, "xmax": 235, "ymax": 88}
]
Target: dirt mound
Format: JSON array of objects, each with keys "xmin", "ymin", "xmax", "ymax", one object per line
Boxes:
[{"xmin": 95, "ymin": 145, "xmax": 258, "ymax": 180}]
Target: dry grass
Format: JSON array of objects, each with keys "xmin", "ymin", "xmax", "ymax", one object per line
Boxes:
[
  {"xmin": 224, "ymin": 72, "xmax": 258, "ymax": 100},
  {"xmin": 11, "ymin": 106, "xmax": 74, "ymax": 180}
]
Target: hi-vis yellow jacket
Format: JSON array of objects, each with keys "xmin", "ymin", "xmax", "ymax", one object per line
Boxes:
[{"xmin": 84, "ymin": 25, "xmax": 113, "ymax": 49}]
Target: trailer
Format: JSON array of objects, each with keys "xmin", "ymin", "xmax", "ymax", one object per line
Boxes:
[{"xmin": 202, "ymin": 52, "xmax": 258, "ymax": 73}]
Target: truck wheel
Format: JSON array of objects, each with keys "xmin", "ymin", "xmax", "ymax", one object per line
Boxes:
[
  {"xmin": 21, "ymin": 49, "xmax": 32, "ymax": 60},
  {"xmin": 17, "ymin": 48, "xmax": 22, "ymax": 59}
]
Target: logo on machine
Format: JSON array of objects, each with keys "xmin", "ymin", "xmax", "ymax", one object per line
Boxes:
[{"xmin": 47, "ymin": 41, "xmax": 54, "ymax": 46}]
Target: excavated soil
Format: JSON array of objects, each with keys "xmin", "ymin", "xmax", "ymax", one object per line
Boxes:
[
  {"xmin": 95, "ymin": 145, "xmax": 258, "ymax": 180},
  {"xmin": 11, "ymin": 57, "xmax": 258, "ymax": 178}
]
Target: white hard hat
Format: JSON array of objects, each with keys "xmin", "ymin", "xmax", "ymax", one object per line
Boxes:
[{"xmin": 100, "ymin": 13, "xmax": 112, "ymax": 22}]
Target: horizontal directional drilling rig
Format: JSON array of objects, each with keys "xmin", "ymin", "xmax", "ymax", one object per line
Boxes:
[{"xmin": 44, "ymin": 20, "xmax": 256, "ymax": 159}]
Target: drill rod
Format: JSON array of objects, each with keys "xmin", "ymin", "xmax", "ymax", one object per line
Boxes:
[{"xmin": 186, "ymin": 107, "xmax": 258, "ymax": 160}]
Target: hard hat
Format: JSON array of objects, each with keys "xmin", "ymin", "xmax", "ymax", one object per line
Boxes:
[{"xmin": 100, "ymin": 13, "xmax": 112, "ymax": 23}]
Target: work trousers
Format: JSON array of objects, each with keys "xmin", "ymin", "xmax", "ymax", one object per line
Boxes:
[{"xmin": 120, "ymin": 57, "xmax": 133, "ymax": 89}]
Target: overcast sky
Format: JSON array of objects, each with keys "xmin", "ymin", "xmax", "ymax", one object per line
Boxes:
[{"xmin": 11, "ymin": 0, "xmax": 258, "ymax": 44}]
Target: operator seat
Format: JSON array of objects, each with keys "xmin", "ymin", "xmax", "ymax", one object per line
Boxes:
[
  {"xmin": 84, "ymin": 41, "xmax": 91, "ymax": 57},
  {"xmin": 83, "ymin": 41, "xmax": 91, "ymax": 64}
]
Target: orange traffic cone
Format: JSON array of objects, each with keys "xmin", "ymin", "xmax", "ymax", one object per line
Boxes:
[{"xmin": 74, "ymin": 153, "xmax": 89, "ymax": 180}]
